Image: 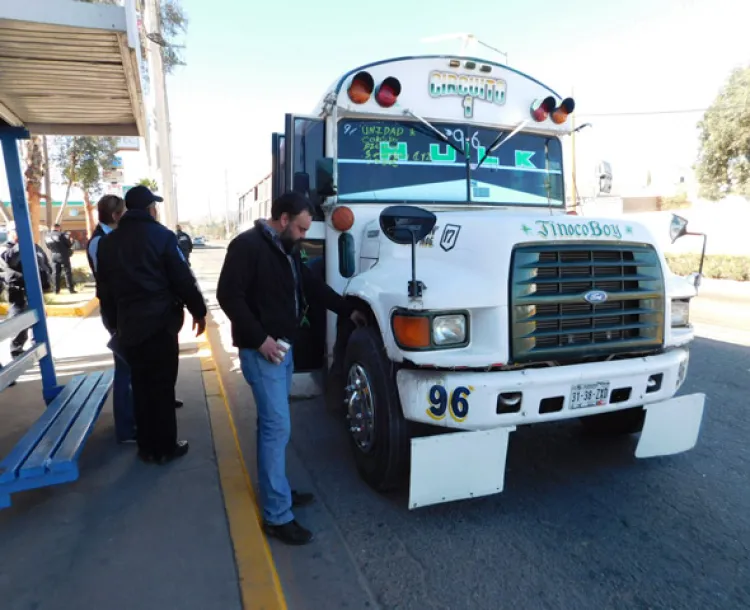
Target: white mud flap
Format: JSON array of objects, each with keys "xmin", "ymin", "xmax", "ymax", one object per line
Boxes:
[
  {"xmin": 635, "ymin": 393, "xmax": 706, "ymax": 459},
  {"xmin": 408, "ymin": 426, "xmax": 515, "ymax": 510}
]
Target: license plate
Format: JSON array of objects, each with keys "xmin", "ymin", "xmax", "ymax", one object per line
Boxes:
[{"xmin": 569, "ymin": 381, "xmax": 610, "ymax": 410}]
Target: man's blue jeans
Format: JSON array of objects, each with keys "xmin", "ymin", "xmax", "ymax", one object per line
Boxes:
[
  {"xmin": 239, "ymin": 346, "xmax": 294, "ymax": 526},
  {"xmin": 107, "ymin": 334, "xmax": 136, "ymax": 442}
]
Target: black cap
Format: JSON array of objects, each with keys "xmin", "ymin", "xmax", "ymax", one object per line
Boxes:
[{"xmin": 125, "ymin": 185, "xmax": 163, "ymax": 211}]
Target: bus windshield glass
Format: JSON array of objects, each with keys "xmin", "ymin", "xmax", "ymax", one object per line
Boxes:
[{"xmin": 336, "ymin": 118, "xmax": 563, "ymax": 206}]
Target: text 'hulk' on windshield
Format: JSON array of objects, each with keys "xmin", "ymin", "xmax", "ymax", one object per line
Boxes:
[{"xmin": 336, "ymin": 119, "xmax": 564, "ymax": 206}]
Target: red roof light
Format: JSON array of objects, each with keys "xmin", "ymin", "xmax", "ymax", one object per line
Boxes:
[{"xmin": 375, "ymin": 77, "xmax": 401, "ymax": 108}]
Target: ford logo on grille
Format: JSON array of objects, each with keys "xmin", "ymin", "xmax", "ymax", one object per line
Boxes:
[{"xmin": 584, "ymin": 290, "xmax": 608, "ymax": 304}]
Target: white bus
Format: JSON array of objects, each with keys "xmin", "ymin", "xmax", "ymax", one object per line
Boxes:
[{"xmin": 237, "ymin": 54, "xmax": 706, "ymax": 509}]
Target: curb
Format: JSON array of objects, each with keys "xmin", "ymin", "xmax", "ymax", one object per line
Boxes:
[
  {"xmin": 0, "ymin": 296, "xmax": 99, "ymax": 317},
  {"xmin": 198, "ymin": 314, "xmax": 287, "ymax": 610}
]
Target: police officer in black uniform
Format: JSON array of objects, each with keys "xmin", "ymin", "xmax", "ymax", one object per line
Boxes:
[
  {"xmin": 175, "ymin": 224, "xmax": 193, "ymax": 266},
  {"xmin": 45, "ymin": 223, "xmax": 76, "ymax": 294},
  {"xmin": 97, "ymin": 186, "xmax": 207, "ymax": 463},
  {"xmin": 1, "ymin": 225, "xmax": 53, "ymax": 386}
]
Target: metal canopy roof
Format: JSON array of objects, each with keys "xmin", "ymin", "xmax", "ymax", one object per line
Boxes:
[{"xmin": 0, "ymin": 0, "xmax": 146, "ymax": 137}]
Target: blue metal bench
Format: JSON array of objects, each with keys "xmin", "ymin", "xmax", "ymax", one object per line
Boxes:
[{"xmin": 0, "ymin": 370, "xmax": 114, "ymax": 509}]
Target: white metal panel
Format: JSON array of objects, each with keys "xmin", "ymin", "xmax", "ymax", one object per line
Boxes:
[
  {"xmin": 636, "ymin": 393, "xmax": 706, "ymax": 458},
  {"xmin": 408, "ymin": 426, "xmax": 514, "ymax": 509}
]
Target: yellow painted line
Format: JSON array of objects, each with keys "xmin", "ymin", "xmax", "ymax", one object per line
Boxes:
[
  {"xmin": 0, "ymin": 297, "xmax": 100, "ymax": 317},
  {"xmin": 199, "ymin": 328, "xmax": 287, "ymax": 610}
]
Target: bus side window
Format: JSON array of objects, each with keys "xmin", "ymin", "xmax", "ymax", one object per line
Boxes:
[{"xmin": 285, "ymin": 115, "xmax": 326, "ymax": 221}]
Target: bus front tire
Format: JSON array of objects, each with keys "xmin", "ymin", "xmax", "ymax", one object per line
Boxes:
[{"xmin": 343, "ymin": 326, "xmax": 409, "ymax": 492}]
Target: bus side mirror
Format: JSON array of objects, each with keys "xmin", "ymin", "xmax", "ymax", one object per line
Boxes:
[
  {"xmin": 379, "ymin": 205, "xmax": 437, "ymax": 244},
  {"xmin": 315, "ymin": 158, "xmax": 336, "ymax": 198},
  {"xmin": 379, "ymin": 205, "xmax": 437, "ymax": 299},
  {"xmin": 669, "ymin": 214, "xmax": 707, "ymax": 290},
  {"xmin": 669, "ymin": 214, "xmax": 689, "ymax": 243}
]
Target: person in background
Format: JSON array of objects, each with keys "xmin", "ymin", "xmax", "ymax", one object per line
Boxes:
[
  {"xmin": 217, "ymin": 192, "xmax": 367, "ymax": 546},
  {"xmin": 1, "ymin": 223, "xmax": 53, "ymax": 387},
  {"xmin": 96, "ymin": 186, "xmax": 207, "ymax": 464},
  {"xmin": 44, "ymin": 223, "xmax": 76, "ymax": 294},
  {"xmin": 86, "ymin": 196, "xmax": 134, "ymax": 443},
  {"xmin": 175, "ymin": 224, "xmax": 193, "ymax": 266}
]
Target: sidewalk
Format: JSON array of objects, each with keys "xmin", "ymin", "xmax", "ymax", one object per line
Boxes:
[{"xmin": 0, "ymin": 311, "xmax": 276, "ymax": 610}]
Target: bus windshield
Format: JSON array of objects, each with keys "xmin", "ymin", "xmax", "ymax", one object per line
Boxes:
[{"xmin": 336, "ymin": 118, "xmax": 564, "ymax": 206}]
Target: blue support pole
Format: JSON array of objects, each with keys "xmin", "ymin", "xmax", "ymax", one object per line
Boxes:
[{"xmin": 0, "ymin": 126, "xmax": 61, "ymax": 403}]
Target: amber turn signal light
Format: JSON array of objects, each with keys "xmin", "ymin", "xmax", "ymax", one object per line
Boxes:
[
  {"xmin": 331, "ymin": 206, "xmax": 355, "ymax": 232},
  {"xmin": 392, "ymin": 314, "xmax": 431, "ymax": 349}
]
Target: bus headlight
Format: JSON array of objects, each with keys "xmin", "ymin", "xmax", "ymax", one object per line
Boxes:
[
  {"xmin": 671, "ymin": 299, "xmax": 690, "ymax": 327},
  {"xmin": 391, "ymin": 311, "xmax": 469, "ymax": 350},
  {"xmin": 433, "ymin": 314, "xmax": 467, "ymax": 346}
]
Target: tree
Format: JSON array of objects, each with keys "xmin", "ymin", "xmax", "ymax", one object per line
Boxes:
[
  {"xmin": 695, "ymin": 65, "xmax": 750, "ymax": 200},
  {"xmin": 24, "ymin": 137, "xmax": 44, "ymax": 243},
  {"xmin": 54, "ymin": 137, "xmax": 119, "ymax": 238},
  {"xmin": 79, "ymin": 0, "xmax": 188, "ymax": 75},
  {"xmin": 136, "ymin": 177, "xmax": 159, "ymax": 191},
  {"xmin": 159, "ymin": 0, "xmax": 189, "ymax": 74}
]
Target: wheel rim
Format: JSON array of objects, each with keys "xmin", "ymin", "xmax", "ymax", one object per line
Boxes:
[{"xmin": 345, "ymin": 363, "xmax": 376, "ymax": 452}]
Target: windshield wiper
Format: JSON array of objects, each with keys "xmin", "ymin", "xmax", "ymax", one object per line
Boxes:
[
  {"xmin": 476, "ymin": 119, "xmax": 530, "ymax": 170},
  {"xmin": 404, "ymin": 109, "xmax": 473, "ymax": 202}
]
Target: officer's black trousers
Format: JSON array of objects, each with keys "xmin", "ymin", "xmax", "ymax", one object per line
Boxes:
[
  {"xmin": 53, "ymin": 256, "xmax": 74, "ymax": 293},
  {"xmin": 7, "ymin": 290, "xmax": 28, "ymax": 357},
  {"xmin": 124, "ymin": 329, "xmax": 179, "ymax": 456}
]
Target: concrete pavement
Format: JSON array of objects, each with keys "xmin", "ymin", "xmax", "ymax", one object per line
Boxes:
[{"xmin": 0, "ymin": 304, "xmax": 279, "ymax": 609}]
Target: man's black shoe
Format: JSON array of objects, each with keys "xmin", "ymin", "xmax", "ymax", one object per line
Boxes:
[
  {"xmin": 292, "ymin": 490, "xmax": 315, "ymax": 507},
  {"xmin": 157, "ymin": 440, "xmax": 189, "ymax": 463},
  {"xmin": 175, "ymin": 399, "xmax": 184, "ymax": 409},
  {"xmin": 263, "ymin": 520, "xmax": 313, "ymax": 545}
]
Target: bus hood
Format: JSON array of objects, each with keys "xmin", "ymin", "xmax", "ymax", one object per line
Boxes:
[{"xmin": 347, "ymin": 209, "xmax": 665, "ymax": 311}]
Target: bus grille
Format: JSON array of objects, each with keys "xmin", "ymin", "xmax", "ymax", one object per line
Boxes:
[{"xmin": 510, "ymin": 244, "xmax": 665, "ymax": 364}]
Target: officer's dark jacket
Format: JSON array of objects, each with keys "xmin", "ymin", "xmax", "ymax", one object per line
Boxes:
[
  {"xmin": 86, "ymin": 223, "xmax": 112, "ymax": 331},
  {"xmin": 216, "ymin": 219, "xmax": 352, "ymax": 350},
  {"xmin": 96, "ymin": 210, "xmax": 207, "ymax": 347},
  {"xmin": 1, "ymin": 241, "xmax": 52, "ymax": 296},
  {"xmin": 176, "ymin": 230, "xmax": 193, "ymax": 256},
  {"xmin": 44, "ymin": 230, "xmax": 73, "ymax": 259}
]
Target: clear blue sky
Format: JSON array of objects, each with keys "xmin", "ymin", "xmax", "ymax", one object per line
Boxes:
[{"xmin": 167, "ymin": 0, "xmax": 750, "ymax": 220}]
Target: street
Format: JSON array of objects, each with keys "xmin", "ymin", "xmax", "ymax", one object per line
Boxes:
[{"xmin": 192, "ymin": 244, "xmax": 750, "ymax": 610}]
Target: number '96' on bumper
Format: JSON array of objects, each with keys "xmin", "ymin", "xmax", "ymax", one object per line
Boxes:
[{"xmin": 396, "ymin": 347, "xmax": 691, "ymax": 430}]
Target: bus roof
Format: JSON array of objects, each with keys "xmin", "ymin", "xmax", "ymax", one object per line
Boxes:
[{"xmin": 312, "ymin": 55, "xmax": 572, "ymax": 134}]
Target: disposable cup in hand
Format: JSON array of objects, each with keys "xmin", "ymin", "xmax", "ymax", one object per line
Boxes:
[{"xmin": 274, "ymin": 339, "xmax": 290, "ymax": 365}]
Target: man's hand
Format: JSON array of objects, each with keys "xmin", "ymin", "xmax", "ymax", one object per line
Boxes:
[
  {"xmin": 193, "ymin": 316, "xmax": 206, "ymax": 337},
  {"xmin": 258, "ymin": 336, "xmax": 284, "ymax": 363},
  {"xmin": 350, "ymin": 309, "xmax": 368, "ymax": 328}
]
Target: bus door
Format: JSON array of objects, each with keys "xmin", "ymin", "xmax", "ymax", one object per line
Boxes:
[
  {"xmin": 284, "ymin": 114, "xmax": 327, "ymax": 381},
  {"xmin": 271, "ymin": 132, "xmax": 285, "ymax": 201}
]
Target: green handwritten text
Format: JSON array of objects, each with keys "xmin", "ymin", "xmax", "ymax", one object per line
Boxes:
[{"xmin": 534, "ymin": 220, "xmax": 623, "ymax": 240}]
